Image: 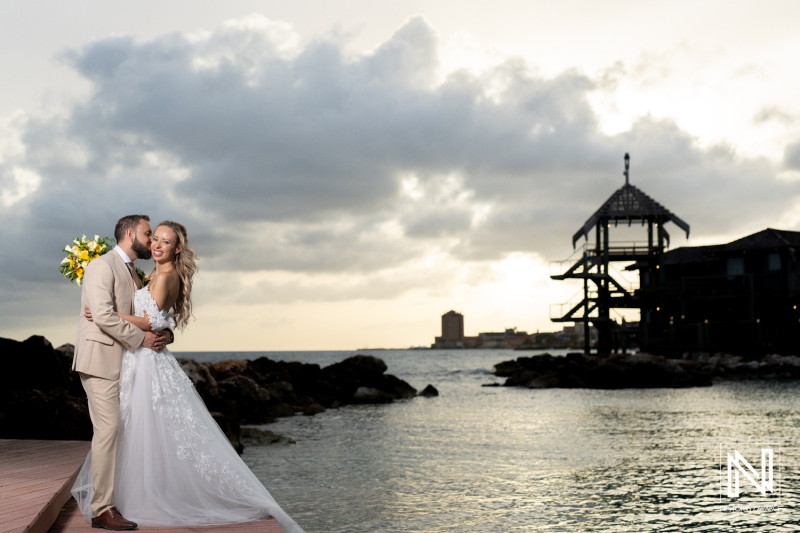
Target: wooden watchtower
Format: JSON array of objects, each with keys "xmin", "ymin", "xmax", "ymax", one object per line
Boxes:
[{"xmin": 550, "ymin": 154, "xmax": 690, "ymax": 354}]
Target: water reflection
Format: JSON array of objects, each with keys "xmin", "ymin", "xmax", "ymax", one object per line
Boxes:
[{"xmin": 224, "ymin": 350, "xmax": 800, "ymax": 532}]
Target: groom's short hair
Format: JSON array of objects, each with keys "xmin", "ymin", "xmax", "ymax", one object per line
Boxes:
[{"xmin": 115, "ymin": 214, "xmax": 150, "ymax": 242}]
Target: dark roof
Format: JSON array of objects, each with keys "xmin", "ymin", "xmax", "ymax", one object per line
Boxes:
[
  {"xmin": 662, "ymin": 245, "xmax": 720, "ymax": 265},
  {"xmin": 721, "ymin": 228, "xmax": 800, "ymax": 251},
  {"xmin": 663, "ymin": 228, "xmax": 800, "ymax": 265},
  {"xmin": 572, "ymin": 184, "xmax": 690, "ymax": 247}
]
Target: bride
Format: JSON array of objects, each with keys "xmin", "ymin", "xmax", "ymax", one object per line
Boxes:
[{"xmin": 72, "ymin": 221, "xmax": 305, "ymax": 533}]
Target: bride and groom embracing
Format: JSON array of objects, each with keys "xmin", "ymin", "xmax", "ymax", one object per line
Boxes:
[{"xmin": 71, "ymin": 214, "xmax": 304, "ymax": 533}]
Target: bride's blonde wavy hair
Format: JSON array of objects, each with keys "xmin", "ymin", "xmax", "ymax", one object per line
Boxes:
[{"xmin": 157, "ymin": 220, "xmax": 197, "ymax": 330}]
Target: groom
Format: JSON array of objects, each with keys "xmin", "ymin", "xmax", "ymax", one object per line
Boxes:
[{"xmin": 73, "ymin": 214, "xmax": 171, "ymax": 531}]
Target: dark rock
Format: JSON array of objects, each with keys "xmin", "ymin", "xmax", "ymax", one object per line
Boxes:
[
  {"xmin": 0, "ymin": 336, "xmax": 90, "ymax": 440},
  {"xmin": 418, "ymin": 384, "xmax": 439, "ymax": 397},
  {"xmin": 263, "ymin": 380, "xmax": 298, "ymax": 405},
  {"xmin": 324, "ymin": 355, "xmax": 388, "ymax": 381},
  {"xmin": 54, "ymin": 343, "xmax": 86, "ymax": 397},
  {"xmin": 265, "ymin": 402, "xmax": 297, "ymax": 419},
  {"xmin": 240, "ymin": 427, "xmax": 296, "ymax": 446},
  {"xmin": 210, "ymin": 359, "xmax": 249, "ymax": 381},
  {"xmin": 494, "ymin": 352, "xmax": 713, "ymax": 389},
  {"xmin": 377, "ymin": 374, "xmax": 418, "ymax": 399},
  {"xmin": 318, "ymin": 355, "xmax": 416, "ymax": 405},
  {"xmin": 216, "ymin": 375, "xmax": 273, "ymax": 423},
  {"xmin": 246, "ymin": 357, "xmax": 291, "ymax": 384},
  {"xmin": 0, "ymin": 336, "xmax": 419, "ymax": 446},
  {"xmin": 342, "ymin": 354, "xmax": 388, "ymax": 375},
  {"xmin": 301, "ymin": 402, "xmax": 326, "ymax": 415},
  {"xmin": 298, "ymin": 378, "xmax": 342, "ymax": 408},
  {"xmin": 351, "ymin": 387, "xmax": 394, "ymax": 404},
  {"xmin": 0, "ymin": 388, "xmax": 92, "ymax": 440},
  {"xmin": 281, "ymin": 361, "xmax": 324, "ymax": 396},
  {"xmin": 178, "ymin": 358, "xmax": 218, "ymax": 398},
  {"xmin": 0, "ymin": 335, "xmax": 69, "ymax": 392},
  {"xmin": 481, "ymin": 383, "xmax": 501, "ymax": 387}
]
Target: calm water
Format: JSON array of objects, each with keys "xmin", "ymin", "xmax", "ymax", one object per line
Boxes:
[{"xmin": 177, "ymin": 349, "xmax": 800, "ymax": 532}]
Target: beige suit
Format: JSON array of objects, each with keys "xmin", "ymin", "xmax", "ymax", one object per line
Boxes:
[{"xmin": 73, "ymin": 250, "xmax": 145, "ymax": 517}]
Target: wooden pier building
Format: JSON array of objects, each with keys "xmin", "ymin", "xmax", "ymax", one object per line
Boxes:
[{"xmin": 550, "ymin": 154, "xmax": 690, "ymax": 354}]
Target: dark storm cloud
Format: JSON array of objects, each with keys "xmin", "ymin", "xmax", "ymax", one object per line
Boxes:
[{"xmin": 1, "ymin": 15, "xmax": 798, "ymax": 312}]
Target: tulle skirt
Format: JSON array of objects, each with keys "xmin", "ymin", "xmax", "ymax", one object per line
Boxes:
[{"xmin": 72, "ymin": 346, "xmax": 304, "ymax": 532}]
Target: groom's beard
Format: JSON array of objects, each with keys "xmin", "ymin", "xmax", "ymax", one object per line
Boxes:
[{"xmin": 132, "ymin": 236, "xmax": 152, "ymax": 260}]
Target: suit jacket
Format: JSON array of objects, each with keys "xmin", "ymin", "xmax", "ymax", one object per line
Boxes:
[{"xmin": 72, "ymin": 250, "xmax": 146, "ymax": 380}]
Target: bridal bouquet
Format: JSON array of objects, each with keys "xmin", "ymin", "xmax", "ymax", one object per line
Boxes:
[{"xmin": 59, "ymin": 235, "xmax": 114, "ymax": 286}]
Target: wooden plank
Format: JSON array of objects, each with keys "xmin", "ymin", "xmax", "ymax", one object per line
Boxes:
[
  {"xmin": 0, "ymin": 440, "xmax": 89, "ymax": 533},
  {"xmin": 28, "ymin": 465, "xmax": 81, "ymax": 533}
]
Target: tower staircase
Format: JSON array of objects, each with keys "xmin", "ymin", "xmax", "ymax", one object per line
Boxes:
[{"xmin": 549, "ymin": 154, "xmax": 690, "ymax": 354}]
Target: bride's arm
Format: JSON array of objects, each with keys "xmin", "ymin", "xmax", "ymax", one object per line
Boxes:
[
  {"xmin": 119, "ymin": 312, "xmax": 151, "ymax": 331},
  {"xmin": 84, "ymin": 307, "xmax": 150, "ymax": 331}
]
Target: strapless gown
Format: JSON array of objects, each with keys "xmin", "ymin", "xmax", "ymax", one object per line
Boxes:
[{"xmin": 72, "ymin": 287, "xmax": 304, "ymax": 532}]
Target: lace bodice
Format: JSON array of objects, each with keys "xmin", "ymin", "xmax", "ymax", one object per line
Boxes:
[{"xmin": 134, "ymin": 287, "xmax": 175, "ymax": 332}]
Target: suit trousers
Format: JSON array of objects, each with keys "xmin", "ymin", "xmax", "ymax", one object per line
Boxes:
[{"xmin": 80, "ymin": 372, "xmax": 120, "ymax": 517}]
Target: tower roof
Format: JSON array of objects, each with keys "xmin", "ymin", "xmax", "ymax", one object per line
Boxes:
[{"xmin": 572, "ymin": 183, "xmax": 691, "ymax": 247}]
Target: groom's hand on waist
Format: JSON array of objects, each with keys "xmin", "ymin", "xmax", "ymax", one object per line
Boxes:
[{"xmin": 142, "ymin": 331, "xmax": 168, "ymax": 352}]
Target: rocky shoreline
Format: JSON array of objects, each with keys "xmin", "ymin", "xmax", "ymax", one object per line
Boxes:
[
  {"xmin": 0, "ymin": 335, "xmax": 433, "ymax": 452},
  {"xmin": 493, "ymin": 351, "xmax": 800, "ymax": 389}
]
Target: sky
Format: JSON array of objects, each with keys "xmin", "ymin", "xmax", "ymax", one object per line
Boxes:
[{"xmin": 2, "ymin": 1, "xmax": 800, "ymax": 350}]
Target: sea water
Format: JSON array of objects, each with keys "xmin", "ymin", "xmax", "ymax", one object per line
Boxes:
[{"xmin": 177, "ymin": 349, "xmax": 800, "ymax": 532}]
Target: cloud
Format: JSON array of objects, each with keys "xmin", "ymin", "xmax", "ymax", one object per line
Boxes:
[
  {"xmin": 1, "ymin": 14, "xmax": 798, "ymax": 329},
  {"xmin": 785, "ymin": 141, "xmax": 800, "ymax": 170},
  {"xmin": 754, "ymin": 106, "xmax": 796, "ymax": 125}
]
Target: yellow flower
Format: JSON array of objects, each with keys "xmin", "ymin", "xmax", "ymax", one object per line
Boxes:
[{"xmin": 61, "ymin": 234, "xmax": 113, "ymax": 287}]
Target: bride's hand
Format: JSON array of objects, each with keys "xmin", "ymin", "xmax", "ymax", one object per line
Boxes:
[{"xmin": 84, "ymin": 306, "xmax": 93, "ymax": 322}]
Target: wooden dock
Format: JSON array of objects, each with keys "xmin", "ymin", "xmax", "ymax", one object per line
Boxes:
[
  {"xmin": 0, "ymin": 439, "xmax": 89, "ymax": 533},
  {"xmin": 0, "ymin": 440, "xmax": 284, "ymax": 533}
]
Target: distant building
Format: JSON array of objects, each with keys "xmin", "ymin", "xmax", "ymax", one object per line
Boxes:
[
  {"xmin": 517, "ymin": 324, "xmax": 597, "ymax": 350},
  {"xmin": 432, "ymin": 310, "xmax": 465, "ymax": 348},
  {"xmin": 441, "ymin": 310, "xmax": 464, "ymax": 341},
  {"xmin": 478, "ymin": 328, "xmax": 529, "ymax": 349},
  {"xmin": 430, "ymin": 313, "xmax": 535, "ymax": 349},
  {"xmin": 462, "ymin": 336, "xmax": 481, "ymax": 348}
]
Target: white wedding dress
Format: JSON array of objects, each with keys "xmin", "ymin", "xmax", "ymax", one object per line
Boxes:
[{"xmin": 72, "ymin": 287, "xmax": 304, "ymax": 532}]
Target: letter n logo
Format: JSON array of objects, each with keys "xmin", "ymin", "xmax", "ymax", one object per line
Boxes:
[{"xmin": 727, "ymin": 448, "xmax": 773, "ymax": 498}]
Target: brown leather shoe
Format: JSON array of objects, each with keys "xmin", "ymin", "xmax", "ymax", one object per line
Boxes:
[{"xmin": 91, "ymin": 507, "xmax": 138, "ymax": 530}]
